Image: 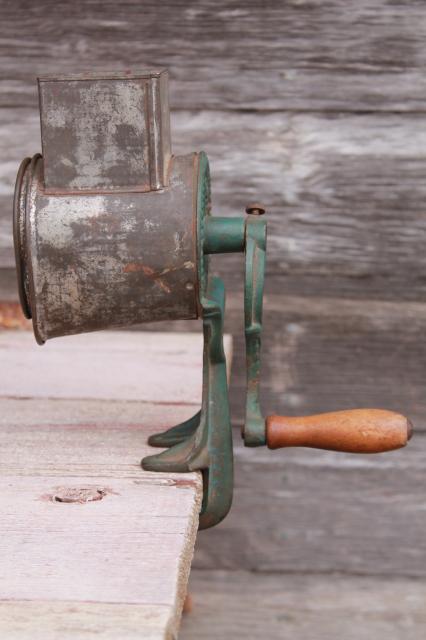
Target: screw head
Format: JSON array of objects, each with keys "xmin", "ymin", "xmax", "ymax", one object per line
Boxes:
[{"xmin": 245, "ymin": 203, "xmax": 266, "ymax": 216}]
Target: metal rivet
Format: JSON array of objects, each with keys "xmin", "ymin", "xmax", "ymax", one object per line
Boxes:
[{"xmin": 245, "ymin": 203, "xmax": 266, "ymax": 216}]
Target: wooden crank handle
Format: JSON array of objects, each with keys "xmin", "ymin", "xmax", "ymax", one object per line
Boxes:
[{"xmin": 266, "ymin": 409, "xmax": 412, "ymax": 453}]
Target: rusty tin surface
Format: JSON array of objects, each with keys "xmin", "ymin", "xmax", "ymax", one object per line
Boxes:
[
  {"xmin": 38, "ymin": 69, "xmax": 171, "ymax": 193},
  {"xmin": 15, "ymin": 152, "xmax": 199, "ymax": 343}
]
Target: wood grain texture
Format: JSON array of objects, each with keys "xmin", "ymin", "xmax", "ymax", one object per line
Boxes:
[
  {"xmin": 0, "ymin": 602, "xmax": 173, "ymax": 640},
  {"xmin": 0, "ymin": 4, "xmax": 421, "ymax": 635},
  {"xmin": 266, "ymin": 409, "xmax": 411, "ymax": 452},
  {"xmin": 193, "ymin": 433, "xmax": 426, "ymax": 576},
  {"xmin": 0, "ymin": 0, "xmax": 424, "ymax": 113},
  {"xmin": 6, "ymin": 110, "xmax": 424, "ymax": 423},
  {"xmin": 0, "ymin": 330, "xmax": 238, "ymax": 640},
  {"xmin": 0, "ymin": 328, "xmax": 421, "ymax": 607},
  {"xmin": 0, "ymin": 269, "xmax": 18, "ymax": 299},
  {"xmin": 248, "ymin": 294, "xmax": 426, "ymax": 429},
  {"xmin": 180, "ymin": 570, "xmax": 426, "ymax": 640},
  {"xmin": 131, "ymin": 294, "xmax": 426, "ymax": 432},
  {"xmin": 0, "ymin": 428, "xmax": 201, "ymax": 640},
  {"xmin": 0, "ymin": 471, "xmax": 200, "ymax": 602},
  {"xmin": 0, "ymin": 330, "xmax": 225, "ymax": 404},
  {"xmin": 1, "ymin": 108, "xmax": 426, "ymax": 301}
]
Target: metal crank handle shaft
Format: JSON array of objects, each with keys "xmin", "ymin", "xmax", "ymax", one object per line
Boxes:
[{"xmin": 265, "ymin": 409, "xmax": 412, "ymax": 453}]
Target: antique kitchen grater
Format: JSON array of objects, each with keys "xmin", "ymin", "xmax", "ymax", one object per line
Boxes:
[{"xmin": 13, "ymin": 69, "xmax": 412, "ymax": 529}]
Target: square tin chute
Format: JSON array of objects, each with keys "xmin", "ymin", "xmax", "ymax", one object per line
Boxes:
[{"xmin": 38, "ymin": 70, "xmax": 171, "ymax": 193}]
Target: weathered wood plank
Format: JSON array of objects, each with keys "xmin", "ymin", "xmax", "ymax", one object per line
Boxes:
[
  {"xmin": 173, "ymin": 110, "xmax": 426, "ymax": 301},
  {"xmin": 0, "ymin": 397, "xmax": 195, "ymax": 429},
  {"xmin": 0, "ymin": 331, "xmax": 239, "ymax": 639},
  {"xmin": 181, "ymin": 570, "xmax": 426, "ymax": 640},
  {"xmin": 193, "ymin": 433, "xmax": 426, "ymax": 577},
  {"xmin": 0, "ymin": 602, "xmax": 174, "ymax": 640},
  {"xmin": 131, "ymin": 294, "xmax": 426, "ymax": 432},
  {"xmin": 227, "ymin": 293, "xmax": 426, "ymax": 429},
  {"xmin": 0, "ymin": 329, "xmax": 420, "ymax": 582},
  {"xmin": 0, "ymin": 420, "xmax": 202, "ymax": 640},
  {"xmin": 1, "ymin": 399, "xmax": 423, "ymax": 582},
  {"xmin": 0, "ymin": 1, "xmax": 425, "ymax": 112},
  {"xmin": 1, "ymin": 109, "xmax": 425, "ymax": 301},
  {"xmin": 0, "ymin": 330, "xmax": 211, "ymax": 404},
  {"xmin": 6, "ymin": 104, "xmax": 423, "ymax": 426},
  {"xmin": 0, "ymin": 269, "xmax": 18, "ymax": 300},
  {"xmin": 3, "ymin": 293, "xmax": 423, "ymax": 434},
  {"xmin": 0, "ymin": 5, "xmax": 420, "ymax": 633},
  {"xmin": 0, "ymin": 472, "xmax": 200, "ymax": 598}
]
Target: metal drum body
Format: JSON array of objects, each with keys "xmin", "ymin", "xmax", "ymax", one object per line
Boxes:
[{"xmin": 14, "ymin": 153, "xmax": 200, "ymax": 343}]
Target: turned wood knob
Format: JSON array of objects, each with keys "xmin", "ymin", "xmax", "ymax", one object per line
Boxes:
[{"xmin": 266, "ymin": 409, "xmax": 412, "ymax": 453}]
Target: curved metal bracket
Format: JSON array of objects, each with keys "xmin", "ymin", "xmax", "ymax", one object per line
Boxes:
[
  {"xmin": 141, "ymin": 276, "xmax": 233, "ymax": 529},
  {"xmin": 243, "ymin": 216, "xmax": 267, "ymax": 446}
]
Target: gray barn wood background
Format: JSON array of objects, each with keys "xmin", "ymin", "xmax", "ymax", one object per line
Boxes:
[{"xmin": 1, "ymin": 2, "xmax": 426, "ymax": 638}]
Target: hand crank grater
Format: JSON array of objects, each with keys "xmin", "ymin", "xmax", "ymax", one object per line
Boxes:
[{"xmin": 13, "ymin": 69, "xmax": 413, "ymax": 529}]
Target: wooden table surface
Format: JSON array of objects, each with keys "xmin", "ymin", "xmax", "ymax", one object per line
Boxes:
[
  {"xmin": 0, "ymin": 330, "xmax": 230, "ymax": 640},
  {"xmin": 1, "ymin": 4, "xmax": 425, "ymax": 637}
]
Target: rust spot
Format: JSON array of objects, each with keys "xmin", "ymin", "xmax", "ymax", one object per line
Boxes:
[
  {"xmin": 172, "ymin": 478, "xmax": 199, "ymax": 489},
  {"xmin": 123, "ymin": 263, "xmax": 171, "ymax": 293},
  {"xmin": 123, "ymin": 263, "xmax": 155, "ymax": 275},
  {"xmin": 183, "ymin": 593, "xmax": 193, "ymax": 614},
  {"xmin": 156, "ymin": 279, "xmax": 171, "ymax": 294},
  {"xmin": 0, "ymin": 303, "xmax": 31, "ymax": 330},
  {"xmin": 42, "ymin": 485, "xmax": 115, "ymax": 504}
]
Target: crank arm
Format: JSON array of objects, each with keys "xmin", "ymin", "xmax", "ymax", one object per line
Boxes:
[
  {"xmin": 243, "ymin": 213, "xmax": 267, "ymax": 446},
  {"xmin": 241, "ymin": 208, "xmax": 413, "ymax": 453}
]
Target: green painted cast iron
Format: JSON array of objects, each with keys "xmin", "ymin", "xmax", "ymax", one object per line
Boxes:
[{"xmin": 14, "ymin": 69, "xmax": 413, "ymax": 529}]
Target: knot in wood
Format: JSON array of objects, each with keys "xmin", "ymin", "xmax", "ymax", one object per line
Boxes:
[{"xmin": 52, "ymin": 486, "xmax": 107, "ymax": 504}]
